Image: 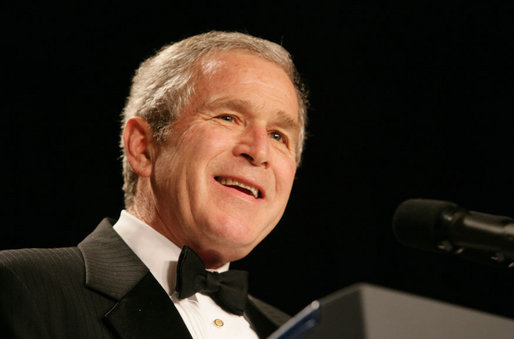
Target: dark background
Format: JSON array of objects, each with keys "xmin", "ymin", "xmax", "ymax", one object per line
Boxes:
[{"xmin": 2, "ymin": 2, "xmax": 512, "ymax": 319}]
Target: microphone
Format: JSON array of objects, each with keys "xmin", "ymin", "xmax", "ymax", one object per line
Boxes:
[{"xmin": 392, "ymin": 199, "xmax": 514, "ymax": 263}]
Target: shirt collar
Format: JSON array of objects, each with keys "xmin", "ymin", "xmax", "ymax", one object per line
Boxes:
[{"xmin": 113, "ymin": 210, "xmax": 230, "ymax": 295}]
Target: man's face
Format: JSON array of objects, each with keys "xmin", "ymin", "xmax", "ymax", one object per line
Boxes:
[{"xmin": 150, "ymin": 50, "xmax": 299, "ymax": 265}]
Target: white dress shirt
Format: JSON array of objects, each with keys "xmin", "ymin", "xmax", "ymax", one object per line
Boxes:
[{"xmin": 113, "ymin": 210, "xmax": 258, "ymax": 339}]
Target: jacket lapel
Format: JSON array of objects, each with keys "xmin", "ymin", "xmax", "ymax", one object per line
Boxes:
[
  {"xmin": 78, "ymin": 218, "xmax": 192, "ymax": 339},
  {"xmin": 105, "ymin": 272, "xmax": 192, "ymax": 339},
  {"xmin": 245, "ymin": 295, "xmax": 290, "ymax": 338}
]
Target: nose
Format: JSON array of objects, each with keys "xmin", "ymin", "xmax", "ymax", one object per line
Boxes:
[{"xmin": 234, "ymin": 125, "xmax": 270, "ymax": 168}]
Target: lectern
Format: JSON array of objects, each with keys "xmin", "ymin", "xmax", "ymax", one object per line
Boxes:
[{"xmin": 269, "ymin": 283, "xmax": 514, "ymax": 339}]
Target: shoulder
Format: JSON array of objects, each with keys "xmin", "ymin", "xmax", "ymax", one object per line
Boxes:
[
  {"xmin": 0, "ymin": 247, "xmax": 85, "ymax": 337},
  {"xmin": 0, "ymin": 247, "xmax": 82, "ymax": 270},
  {"xmin": 0, "ymin": 247, "xmax": 83, "ymax": 290}
]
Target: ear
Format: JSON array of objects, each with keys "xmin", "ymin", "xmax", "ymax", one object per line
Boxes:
[{"xmin": 123, "ymin": 117, "xmax": 154, "ymax": 178}]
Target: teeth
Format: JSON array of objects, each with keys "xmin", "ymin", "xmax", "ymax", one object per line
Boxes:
[{"xmin": 217, "ymin": 177, "xmax": 260, "ymax": 198}]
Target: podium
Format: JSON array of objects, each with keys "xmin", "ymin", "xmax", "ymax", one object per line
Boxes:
[{"xmin": 269, "ymin": 283, "xmax": 514, "ymax": 338}]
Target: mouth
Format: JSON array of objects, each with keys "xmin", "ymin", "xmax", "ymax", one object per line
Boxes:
[{"xmin": 214, "ymin": 176, "xmax": 262, "ymax": 199}]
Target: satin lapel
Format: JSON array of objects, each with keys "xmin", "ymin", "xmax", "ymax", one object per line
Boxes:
[
  {"xmin": 105, "ymin": 272, "xmax": 192, "ymax": 339},
  {"xmin": 78, "ymin": 218, "xmax": 192, "ymax": 339}
]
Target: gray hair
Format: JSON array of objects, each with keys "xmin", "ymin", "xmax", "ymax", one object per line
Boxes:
[{"xmin": 121, "ymin": 31, "xmax": 308, "ymax": 208}]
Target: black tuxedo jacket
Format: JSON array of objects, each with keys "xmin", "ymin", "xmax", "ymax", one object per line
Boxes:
[{"xmin": 0, "ymin": 218, "xmax": 289, "ymax": 338}]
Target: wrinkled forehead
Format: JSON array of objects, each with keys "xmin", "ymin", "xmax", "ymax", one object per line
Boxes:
[
  {"xmin": 197, "ymin": 49, "xmax": 294, "ymax": 89},
  {"xmin": 199, "ymin": 51, "xmax": 298, "ymax": 114}
]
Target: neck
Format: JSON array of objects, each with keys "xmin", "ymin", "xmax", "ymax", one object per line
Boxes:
[
  {"xmin": 126, "ymin": 206, "xmax": 230, "ymax": 270},
  {"xmin": 128, "ymin": 181, "xmax": 240, "ymax": 269}
]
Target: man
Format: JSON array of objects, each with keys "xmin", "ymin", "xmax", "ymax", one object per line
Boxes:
[{"xmin": 0, "ymin": 31, "xmax": 308, "ymax": 338}]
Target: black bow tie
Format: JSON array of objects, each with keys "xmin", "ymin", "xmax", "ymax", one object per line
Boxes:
[{"xmin": 175, "ymin": 245, "xmax": 249, "ymax": 315}]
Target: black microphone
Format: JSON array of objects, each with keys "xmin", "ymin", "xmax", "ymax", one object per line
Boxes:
[{"xmin": 392, "ymin": 199, "xmax": 514, "ymax": 263}]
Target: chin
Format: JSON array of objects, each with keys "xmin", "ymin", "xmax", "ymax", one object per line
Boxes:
[
  {"xmin": 193, "ymin": 239, "xmax": 255, "ymax": 268},
  {"xmin": 190, "ymin": 213, "xmax": 275, "ymax": 263},
  {"xmin": 210, "ymin": 216, "xmax": 268, "ymax": 244},
  {"xmin": 196, "ymin": 228, "xmax": 264, "ymax": 262}
]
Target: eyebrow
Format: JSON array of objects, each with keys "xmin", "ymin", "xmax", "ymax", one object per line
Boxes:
[
  {"xmin": 204, "ymin": 98, "xmax": 300, "ymax": 131},
  {"xmin": 273, "ymin": 110, "xmax": 300, "ymax": 132}
]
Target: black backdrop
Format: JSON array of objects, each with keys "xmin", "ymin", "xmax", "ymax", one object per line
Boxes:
[{"xmin": 3, "ymin": 2, "xmax": 513, "ymax": 319}]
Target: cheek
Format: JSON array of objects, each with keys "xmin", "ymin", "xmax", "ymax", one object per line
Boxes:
[
  {"xmin": 274, "ymin": 161, "xmax": 297, "ymax": 201},
  {"xmin": 181, "ymin": 124, "xmax": 232, "ymax": 157},
  {"xmin": 177, "ymin": 125, "xmax": 234, "ymax": 197}
]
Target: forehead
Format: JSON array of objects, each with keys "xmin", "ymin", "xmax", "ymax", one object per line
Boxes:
[
  {"xmin": 199, "ymin": 49, "xmax": 290, "ymax": 78},
  {"xmin": 195, "ymin": 50, "xmax": 299, "ymax": 120}
]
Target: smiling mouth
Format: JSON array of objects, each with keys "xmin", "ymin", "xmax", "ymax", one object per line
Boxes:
[{"xmin": 215, "ymin": 176, "xmax": 261, "ymax": 199}]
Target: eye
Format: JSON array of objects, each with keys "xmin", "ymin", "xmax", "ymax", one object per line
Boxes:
[
  {"xmin": 270, "ymin": 131, "xmax": 286, "ymax": 143},
  {"xmin": 218, "ymin": 115, "xmax": 235, "ymax": 122}
]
